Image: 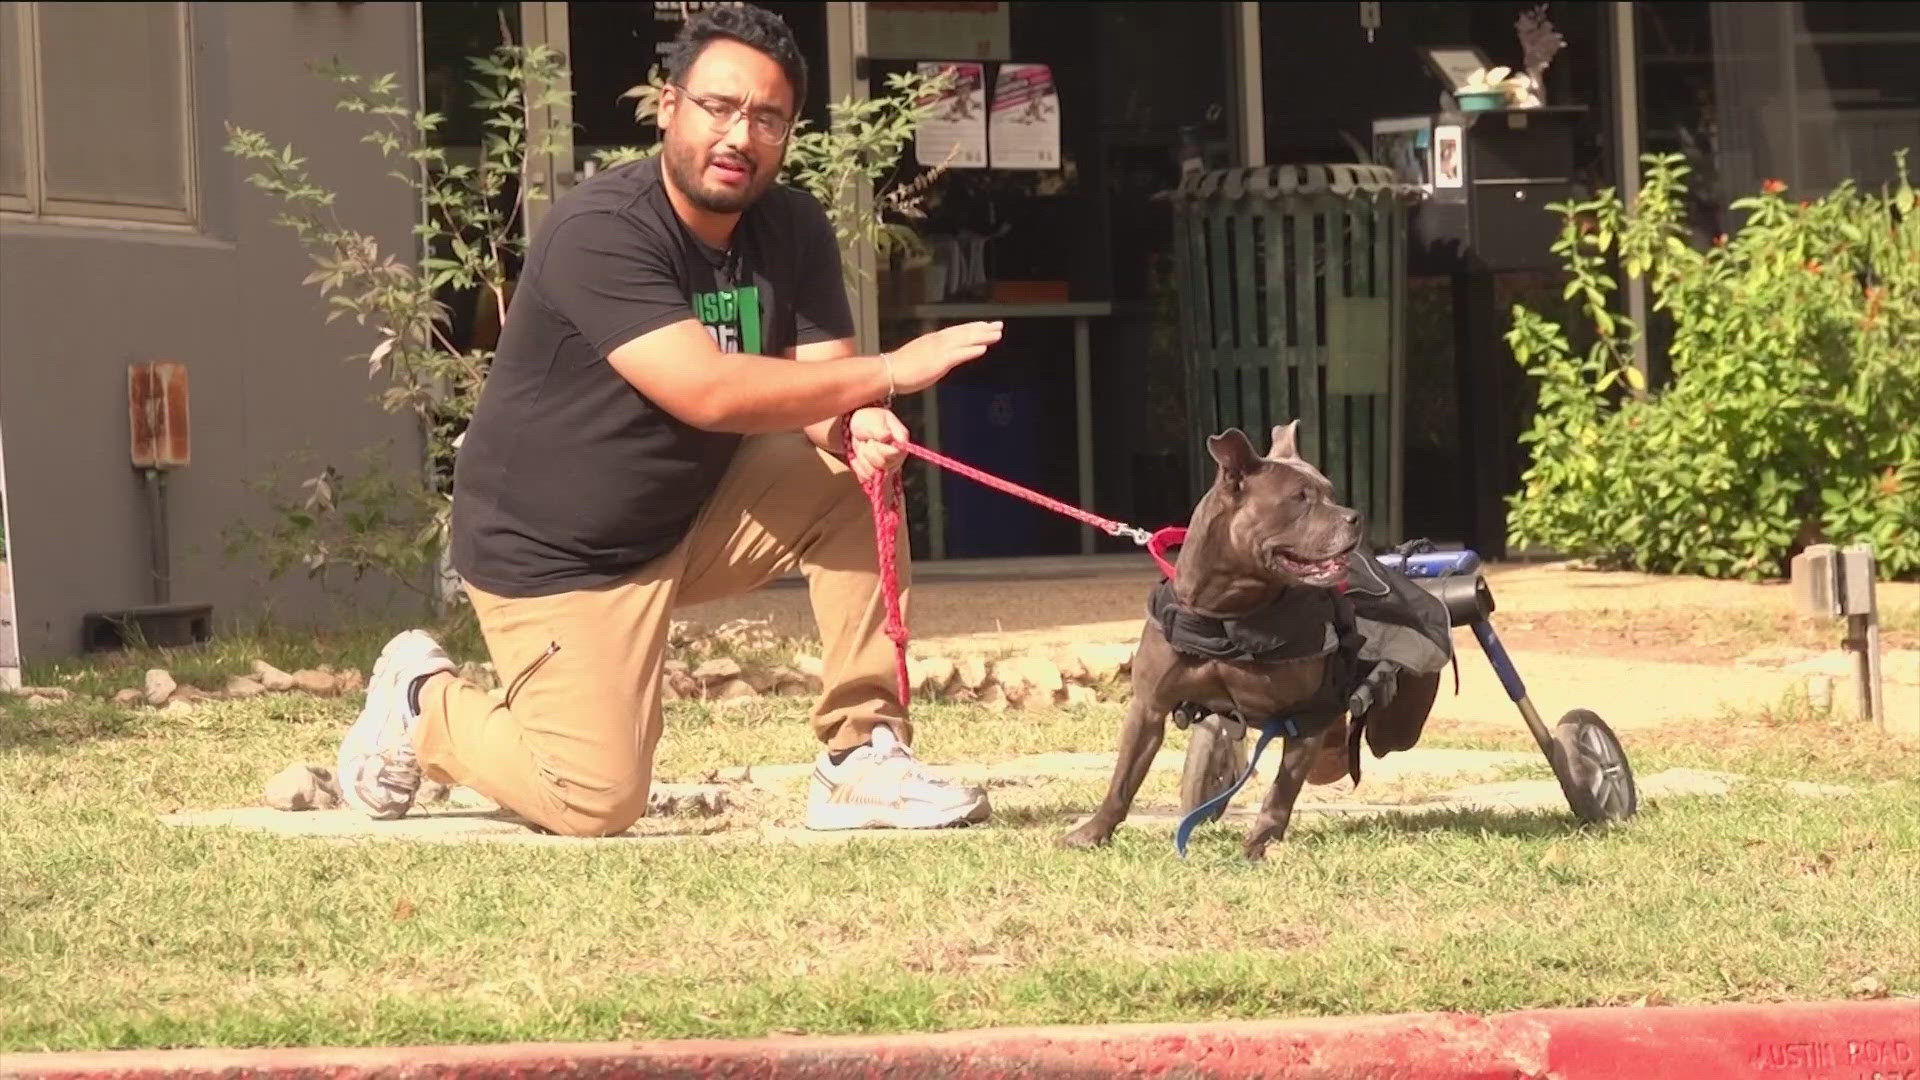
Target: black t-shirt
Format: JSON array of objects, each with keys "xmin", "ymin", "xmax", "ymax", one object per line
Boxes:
[{"xmin": 449, "ymin": 155, "xmax": 855, "ymax": 597}]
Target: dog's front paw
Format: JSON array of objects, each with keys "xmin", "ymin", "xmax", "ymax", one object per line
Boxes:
[
  {"xmin": 1058, "ymin": 820, "xmax": 1114, "ymax": 849},
  {"xmin": 1242, "ymin": 830, "xmax": 1284, "ymax": 862}
]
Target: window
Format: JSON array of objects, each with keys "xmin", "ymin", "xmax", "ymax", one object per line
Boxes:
[{"xmin": 0, "ymin": 2, "xmax": 195, "ymax": 225}]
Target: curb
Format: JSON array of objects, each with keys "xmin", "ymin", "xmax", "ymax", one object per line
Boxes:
[{"xmin": 6, "ymin": 999, "xmax": 1915, "ymax": 1079}]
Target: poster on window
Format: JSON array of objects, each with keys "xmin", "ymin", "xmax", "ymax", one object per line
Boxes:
[
  {"xmin": 988, "ymin": 63, "xmax": 1060, "ymax": 170},
  {"xmin": 1434, "ymin": 124, "xmax": 1464, "ymax": 189},
  {"xmin": 914, "ymin": 62, "xmax": 988, "ymax": 169}
]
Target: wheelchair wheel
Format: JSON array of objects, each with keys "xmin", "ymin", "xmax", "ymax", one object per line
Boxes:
[
  {"xmin": 1550, "ymin": 709, "xmax": 1638, "ymax": 824},
  {"xmin": 1179, "ymin": 714, "xmax": 1248, "ymax": 822}
]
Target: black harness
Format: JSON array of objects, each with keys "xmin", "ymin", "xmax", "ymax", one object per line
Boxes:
[{"xmin": 1146, "ymin": 579, "xmax": 1361, "ymax": 743}]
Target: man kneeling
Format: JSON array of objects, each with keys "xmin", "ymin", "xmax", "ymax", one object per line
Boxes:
[{"xmin": 334, "ymin": 5, "xmax": 1001, "ymax": 836}]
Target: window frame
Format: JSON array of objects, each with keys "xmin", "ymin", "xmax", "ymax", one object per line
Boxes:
[{"xmin": 0, "ymin": 1, "xmax": 198, "ymax": 229}]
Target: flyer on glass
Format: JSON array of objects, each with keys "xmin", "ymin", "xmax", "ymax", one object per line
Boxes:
[
  {"xmin": 988, "ymin": 63, "xmax": 1060, "ymax": 170},
  {"xmin": 914, "ymin": 61, "xmax": 988, "ymax": 169}
]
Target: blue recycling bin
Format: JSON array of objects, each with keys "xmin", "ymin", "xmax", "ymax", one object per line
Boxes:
[{"xmin": 936, "ymin": 384, "xmax": 1053, "ymax": 558}]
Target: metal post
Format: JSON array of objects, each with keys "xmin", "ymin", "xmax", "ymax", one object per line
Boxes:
[
  {"xmin": 519, "ymin": 1, "xmax": 574, "ymax": 240},
  {"xmin": 1075, "ymin": 314, "xmax": 1094, "ymax": 554},
  {"xmin": 827, "ymin": 2, "xmax": 879, "ymax": 356},
  {"xmin": 145, "ymin": 468, "xmax": 171, "ymax": 604},
  {"xmin": 1231, "ymin": 3, "xmax": 1264, "ymax": 167},
  {"xmin": 1841, "ymin": 544, "xmax": 1886, "ymax": 733},
  {"xmin": 1611, "ymin": 1, "xmax": 1650, "ymax": 388}
]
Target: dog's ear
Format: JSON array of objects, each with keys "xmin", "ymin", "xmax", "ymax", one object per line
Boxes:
[
  {"xmin": 1268, "ymin": 420, "xmax": 1301, "ymax": 462},
  {"xmin": 1207, "ymin": 428, "xmax": 1262, "ymax": 480}
]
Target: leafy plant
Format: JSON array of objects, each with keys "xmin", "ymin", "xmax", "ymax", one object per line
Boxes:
[
  {"xmin": 223, "ymin": 40, "xmax": 570, "ymax": 601},
  {"xmin": 225, "ymin": 41, "xmax": 949, "ymax": 599},
  {"xmin": 1505, "ymin": 151, "xmax": 1919, "ymax": 580},
  {"xmin": 221, "ymin": 446, "xmax": 442, "ymax": 599}
]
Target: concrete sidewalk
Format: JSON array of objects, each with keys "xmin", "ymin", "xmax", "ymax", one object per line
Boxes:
[{"xmin": 689, "ymin": 558, "xmax": 1920, "ymax": 739}]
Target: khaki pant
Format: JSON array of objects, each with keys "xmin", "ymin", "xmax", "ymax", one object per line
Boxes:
[{"xmin": 412, "ymin": 432, "xmax": 912, "ymax": 837}]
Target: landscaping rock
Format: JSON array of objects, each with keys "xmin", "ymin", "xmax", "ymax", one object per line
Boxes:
[
  {"xmin": 112, "ymin": 688, "xmax": 145, "ymax": 708},
  {"xmin": 1071, "ymin": 642, "xmax": 1134, "ymax": 683},
  {"xmin": 693, "ymin": 658, "xmax": 743, "ymax": 686},
  {"xmin": 977, "ymin": 682, "xmax": 1009, "ymax": 712},
  {"xmin": 711, "ymin": 678, "xmax": 758, "ymax": 701},
  {"xmin": 162, "ymin": 699, "xmax": 195, "ymax": 714},
  {"xmin": 251, "ymin": 660, "xmax": 296, "ymax": 692},
  {"xmin": 910, "ymin": 655, "xmax": 957, "ymax": 697},
  {"xmin": 291, "ymin": 669, "xmax": 340, "ymax": 696},
  {"xmin": 667, "ymin": 620, "xmax": 706, "ymax": 649},
  {"xmin": 417, "ymin": 780, "xmax": 452, "ymax": 806},
  {"xmin": 1849, "ymin": 975, "xmax": 1890, "ymax": 1000},
  {"xmin": 768, "ymin": 666, "xmax": 812, "ymax": 697},
  {"xmin": 661, "ymin": 680, "xmax": 681, "ymax": 703},
  {"xmin": 337, "ymin": 667, "xmax": 366, "ymax": 694},
  {"xmin": 10, "ymin": 686, "xmax": 71, "ymax": 702},
  {"xmin": 1064, "ymin": 683, "xmax": 1099, "ymax": 706},
  {"xmin": 24, "ymin": 694, "xmax": 58, "ymax": 709},
  {"xmin": 955, "ymin": 656, "xmax": 990, "ymax": 691},
  {"xmin": 225, "ymin": 676, "xmax": 267, "ymax": 699},
  {"xmin": 992, "ymin": 657, "xmax": 1064, "ymax": 707},
  {"xmin": 264, "ymin": 762, "xmax": 341, "ymax": 811},
  {"xmin": 667, "ymin": 669, "xmax": 700, "ymax": 698},
  {"xmin": 144, "ymin": 669, "xmax": 177, "ymax": 707}
]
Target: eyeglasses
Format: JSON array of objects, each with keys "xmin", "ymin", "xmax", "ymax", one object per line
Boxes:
[{"xmin": 671, "ymin": 83, "xmax": 793, "ymax": 144}]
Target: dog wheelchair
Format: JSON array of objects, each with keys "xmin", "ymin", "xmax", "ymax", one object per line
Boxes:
[{"xmin": 1177, "ymin": 544, "xmax": 1640, "ymax": 834}]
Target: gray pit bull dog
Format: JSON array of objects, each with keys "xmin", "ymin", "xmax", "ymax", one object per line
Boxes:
[{"xmin": 1059, "ymin": 421, "xmax": 1371, "ymax": 861}]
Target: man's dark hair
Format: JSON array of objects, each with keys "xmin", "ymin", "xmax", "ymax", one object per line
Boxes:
[{"xmin": 664, "ymin": 4, "xmax": 808, "ymax": 114}]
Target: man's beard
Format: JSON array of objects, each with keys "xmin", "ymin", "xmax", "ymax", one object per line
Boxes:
[{"xmin": 663, "ymin": 136, "xmax": 773, "ymax": 214}]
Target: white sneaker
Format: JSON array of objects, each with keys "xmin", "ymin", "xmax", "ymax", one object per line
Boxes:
[
  {"xmin": 805, "ymin": 726, "xmax": 991, "ymax": 831},
  {"xmin": 336, "ymin": 630, "xmax": 456, "ymax": 820}
]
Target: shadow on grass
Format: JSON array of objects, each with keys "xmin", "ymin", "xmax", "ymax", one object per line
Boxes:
[
  {"xmin": 1311, "ymin": 805, "xmax": 1603, "ymax": 841},
  {"xmin": 996, "ymin": 801, "xmax": 1601, "ymax": 842}
]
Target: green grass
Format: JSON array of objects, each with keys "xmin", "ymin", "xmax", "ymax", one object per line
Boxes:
[{"xmin": 3, "ymin": 673, "xmax": 1917, "ymax": 1053}]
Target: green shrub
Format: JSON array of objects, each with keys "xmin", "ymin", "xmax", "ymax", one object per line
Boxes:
[{"xmin": 1505, "ymin": 151, "xmax": 1919, "ymax": 580}]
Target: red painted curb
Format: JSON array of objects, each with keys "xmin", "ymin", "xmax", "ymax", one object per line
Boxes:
[{"xmin": 5, "ymin": 999, "xmax": 1914, "ymax": 1080}]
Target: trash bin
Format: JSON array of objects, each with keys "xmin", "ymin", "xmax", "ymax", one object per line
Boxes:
[
  {"xmin": 937, "ymin": 383, "xmax": 1055, "ymax": 558},
  {"xmin": 1167, "ymin": 163, "xmax": 1423, "ymax": 545}
]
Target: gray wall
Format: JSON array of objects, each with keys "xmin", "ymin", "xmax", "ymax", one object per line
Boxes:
[{"xmin": 0, "ymin": 2, "xmax": 427, "ymax": 661}]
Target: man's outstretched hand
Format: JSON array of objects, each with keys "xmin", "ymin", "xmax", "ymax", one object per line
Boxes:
[{"xmin": 887, "ymin": 321, "xmax": 1003, "ymax": 394}]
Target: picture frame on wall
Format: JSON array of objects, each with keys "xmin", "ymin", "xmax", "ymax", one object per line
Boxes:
[
  {"xmin": 1433, "ymin": 123, "xmax": 1465, "ymax": 189},
  {"xmin": 1420, "ymin": 45, "xmax": 1493, "ymax": 92}
]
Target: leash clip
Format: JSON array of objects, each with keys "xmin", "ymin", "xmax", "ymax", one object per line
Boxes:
[{"xmin": 1114, "ymin": 524, "xmax": 1154, "ymax": 546}]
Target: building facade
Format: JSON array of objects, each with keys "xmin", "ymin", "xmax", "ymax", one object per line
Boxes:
[
  {"xmin": 1, "ymin": 2, "xmax": 426, "ymax": 663},
  {"xmin": 2, "ymin": 1, "xmax": 1912, "ymax": 662}
]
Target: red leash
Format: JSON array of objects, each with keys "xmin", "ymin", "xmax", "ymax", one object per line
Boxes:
[{"xmin": 851, "ymin": 433, "xmax": 1185, "ymax": 708}]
